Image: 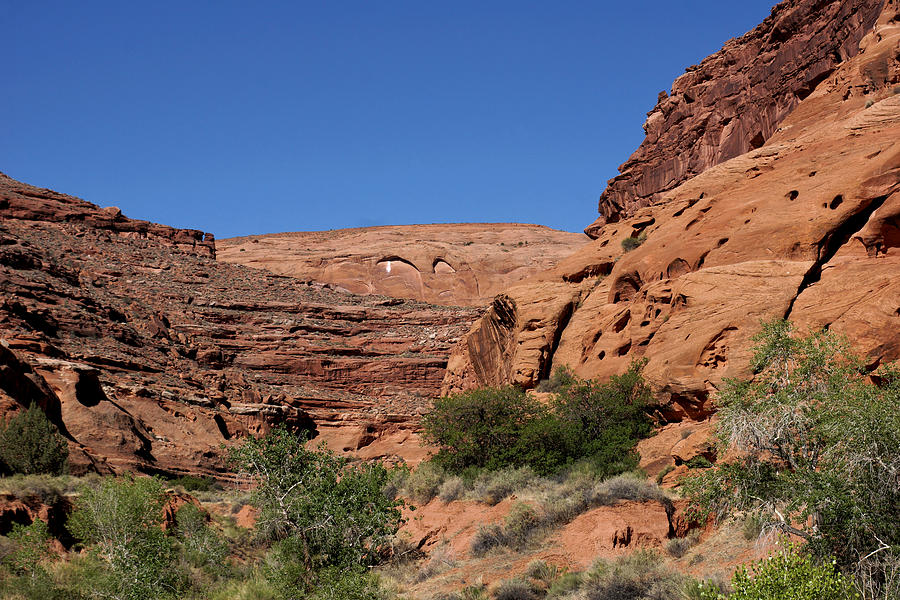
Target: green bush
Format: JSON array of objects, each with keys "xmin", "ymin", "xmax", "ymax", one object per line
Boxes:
[
  {"xmin": 682, "ymin": 320, "xmax": 900, "ymax": 569},
  {"xmin": 423, "ymin": 361, "xmax": 654, "ymax": 478},
  {"xmin": 228, "ymin": 427, "xmax": 402, "ymax": 598},
  {"xmin": 694, "ymin": 547, "xmax": 858, "ymax": 600},
  {"xmin": 68, "ymin": 475, "xmax": 183, "ymax": 600},
  {"xmin": 620, "ymin": 233, "xmax": 647, "ymax": 252},
  {"xmin": 0, "ymin": 403, "xmax": 68, "ymax": 475}
]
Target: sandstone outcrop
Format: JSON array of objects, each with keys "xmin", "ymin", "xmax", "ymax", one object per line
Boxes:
[
  {"xmin": 445, "ymin": 0, "xmax": 900, "ymax": 421},
  {"xmin": 0, "ymin": 173, "xmax": 479, "ymax": 476},
  {"xmin": 218, "ymin": 224, "xmax": 589, "ymax": 307},
  {"xmin": 587, "ymin": 0, "xmax": 888, "ymax": 236}
]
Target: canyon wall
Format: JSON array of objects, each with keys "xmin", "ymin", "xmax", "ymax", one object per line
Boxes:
[
  {"xmin": 218, "ymin": 225, "xmax": 589, "ymax": 307},
  {"xmin": 445, "ymin": 0, "xmax": 900, "ymax": 420},
  {"xmin": 587, "ymin": 0, "xmax": 888, "ymax": 237},
  {"xmin": 0, "ymin": 173, "xmax": 479, "ymax": 476}
]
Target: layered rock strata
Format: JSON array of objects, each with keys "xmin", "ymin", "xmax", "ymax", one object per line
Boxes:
[
  {"xmin": 218, "ymin": 224, "xmax": 589, "ymax": 307},
  {"xmin": 587, "ymin": 0, "xmax": 888, "ymax": 236},
  {"xmin": 0, "ymin": 174, "xmax": 479, "ymax": 475},
  {"xmin": 445, "ymin": 1, "xmax": 900, "ymax": 421}
]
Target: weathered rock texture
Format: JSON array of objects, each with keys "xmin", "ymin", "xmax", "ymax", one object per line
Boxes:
[
  {"xmin": 587, "ymin": 0, "xmax": 889, "ymax": 237},
  {"xmin": 445, "ymin": 0, "xmax": 900, "ymax": 421},
  {"xmin": 218, "ymin": 225, "xmax": 589, "ymax": 307},
  {"xmin": 0, "ymin": 173, "xmax": 479, "ymax": 476}
]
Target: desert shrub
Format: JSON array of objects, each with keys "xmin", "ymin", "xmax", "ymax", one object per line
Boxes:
[
  {"xmin": 437, "ymin": 476, "xmax": 465, "ymax": 502},
  {"xmin": 174, "ymin": 503, "xmax": 229, "ymax": 576},
  {"xmin": 535, "ymin": 366, "xmax": 577, "ymax": 394},
  {"xmin": 582, "ymin": 551, "xmax": 683, "ymax": 600},
  {"xmin": 399, "ymin": 460, "xmax": 447, "ymax": 505},
  {"xmin": 493, "ymin": 577, "xmax": 541, "ymax": 600},
  {"xmin": 741, "ymin": 514, "xmax": 763, "ymax": 541},
  {"xmin": 621, "ymin": 233, "xmax": 647, "ymax": 252},
  {"xmin": 546, "ymin": 572, "xmax": 583, "ymax": 598},
  {"xmin": 665, "ymin": 531, "xmax": 699, "ymax": 558},
  {"xmin": 592, "ymin": 472, "xmax": 664, "ymax": 504},
  {"xmin": 423, "ymin": 361, "xmax": 654, "ymax": 478},
  {"xmin": 167, "ymin": 474, "xmax": 218, "ymax": 492},
  {"xmin": 413, "ymin": 543, "xmax": 456, "ymax": 583},
  {"xmin": 524, "ymin": 559, "xmax": 564, "ymax": 585},
  {"xmin": 682, "ymin": 320, "xmax": 900, "ymax": 570},
  {"xmin": 467, "ymin": 466, "xmax": 540, "ymax": 505},
  {"xmin": 0, "ymin": 403, "xmax": 68, "ymax": 476},
  {"xmin": 470, "ymin": 524, "xmax": 507, "ymax": 557},
  {"xmin": 655, "ymin": 465, "xmax": 674, "ymax": 485},
  {"xmin": 228, "ymin": 427, "xmax": 402, "ymax": 598},
  {"xmin": 502, "ymin": 503, "xmax": 541, "ymax": 549},
  {"xmin": 685, "ymin": 456, "xmax": 713, "ymax": 469},
  {"xmin": 423, "ymin": 386, "xmax": 568, "ymax": 475},
  {"xmin": 68, "ymin": 474, "xmax": 184, "ymax": 600},
  {"xmin": 2, "ymin": 518, "xmax": 52, "ymax": 577},
  {"xmin": 719, "ymin": 547, "xmax": 858, "ymax": 600}
]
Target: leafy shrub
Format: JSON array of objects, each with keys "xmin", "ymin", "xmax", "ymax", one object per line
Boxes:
[
  {"xmin": 174, "ymin": 503, "xmax": 229, "ymax": 575},
  {"xmin": 685, "ymin": 455, "xmax": 713, "ymax": 469},
  {"xmin": 621, "ymin": 233, "xmax": 647, "ymax": 252},
  {"xmin": 423, "ymin": 361, "xmax": 654, "ymax": 478},
  {"xmin": 683, "ymin": 320, "xmax": 900, "ymax": 568},
  {"xmin": 68, "ymin": 474, "xmax": 184, "ymax": 600},
  {"xmin": 228, "ymin": 427, "xmax": 402, "ymax": 598},
  {"xmin": 3, "ymin": 518, "xmax": 52, "ymax": 576},
  {"xmin": 655, "ymin": 464, "xmax": 675, "ymax": 485},
  {"xmin": 546, "ymin": 572, "xmax": 583, "ymax": 598},
  {"xmin": 713, "ymin": 547, "xmax": 858, "ymax": 600},
  {"xmin": 0, "ymin": 403, "xmax": 68, "ymax": 475},
  {"xmin": 167, "ymin": 474, "xmax": 218, "ymax": 492}
]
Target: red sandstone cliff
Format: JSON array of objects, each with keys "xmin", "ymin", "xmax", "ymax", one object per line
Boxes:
[
  {"xmin": 445, "ymin": 0, "xmax": 900, "ymax": 421},
  {"xmin": 586, "ymin": 0, "xmax": 888, "ymax": 237},
  {"xmin": 218, "ymin": 225, "xmax": 589, "ymax": 307},
  {"xmin": 0, "ymin": 174, "xmax": 479, "ymax": 475}
]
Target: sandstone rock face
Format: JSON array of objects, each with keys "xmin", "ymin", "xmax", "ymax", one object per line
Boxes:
[
  {"xmin": 218, "ymin": 224, "xmax": 589, "ymax": 307},
  {"xmin": 0, "ymin": 174, "xmax": 479, "ymax": 476},
  {"xmin": 445, "ymin": 0, "xmax": 900, "ymax": 421},
  {"xmin": 587, "ymin": 0, "xmax": 887, "ymax": 236}
]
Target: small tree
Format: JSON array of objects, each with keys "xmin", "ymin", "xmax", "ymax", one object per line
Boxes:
[
  {"xmin": 684, "ymin": 320, "xmax": 900, "ymax": 575},
  {"xmin": 0, "ymin": 403, "xmax": 68, "ymax": 475},
  {"xmin": 68, "ymin": 475, "xmax": 182, "ymax": 600},
  {"xmin": 228, "ymin": 428, "xmax": 402, "ymax": 598}
]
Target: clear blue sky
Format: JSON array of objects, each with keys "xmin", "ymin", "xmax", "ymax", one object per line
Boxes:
[{"xmin": 2, "ymin": 1, "xmax": 776, "ymax": 238}]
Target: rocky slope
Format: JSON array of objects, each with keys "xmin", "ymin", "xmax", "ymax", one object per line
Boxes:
[
  {"xmin": 0, "ymin": 173, "xmax": 480, "ymax": 476},
  {"xmin": 445, "ymin": 0, "xmax": 900, "ymax": 423},
  {"xmin": 587, "ymin": 0, "xmax": 888, "ymax": 236},
  {"xmin": 218, "ymin": 225, "xmax": 589, "ymax": 307}
]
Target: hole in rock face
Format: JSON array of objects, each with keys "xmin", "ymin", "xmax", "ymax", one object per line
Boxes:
[
  {"xmin": 376, "ymin": 256, "xmax": 420, "ymax": 274},
  {"xmin": 787, "ymin": 190, "xmax": 799, "ymax": 201},
  {"xmin": 830, "ymin": 195, "xmax": 844, "ymax": 210},
  {"xmin": 598, "ymin": 350, "xmax": 606, "ymax": 360},
  {"xmin": 809, "ymin": 171, "xmax": 817, "ymax": 177},
  {"xmin": 433, "ymin": 259, "xmax": 456, "ymax": 274},
  {"xmin": 666, "ymin": 258, "xmax": 691, "ymax": 279},
  {"xmin": 749, "ymin": 132, "xmax": 765, "ymax": 150},
  {"xmin": 616, "ymin": 341, "xmax": 632, "ymax": 356},
  {"xmin": 717, "ymin": 238, "xmax": 728, "ymax": 247}
]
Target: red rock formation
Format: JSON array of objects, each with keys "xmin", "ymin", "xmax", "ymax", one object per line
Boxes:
[
  {"xmin": 218, "ymin": 224, "xmax": 589, "ymax": 307},
  {"xmin": 586, "ymin": 0, "xmax": 888, "ymax": 237},
  {"xmin": 0, "ymin": 174, "xmax": 479, "ymax": 475},
  {"xmin": 445, "ymin": 0, "xmax": 900, "ymax": 421}
]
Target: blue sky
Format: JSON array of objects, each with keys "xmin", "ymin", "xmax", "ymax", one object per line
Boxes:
[{"xmin": 2, "ymin": 1, "xmax": 776, "ymax": 238}]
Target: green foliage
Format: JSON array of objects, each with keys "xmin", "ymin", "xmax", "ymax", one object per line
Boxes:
[
  {"xmin": 581, "ymin": 550, "xmax": 684, "ymax": 600},
  {"xmin": 423, "ymin": 361, "xmax": 654, "ymax": 478},
  {"xmin": 228, "ymin": 427, "xmax": 402, "ymax": 597},
  {"xmin": 167, "ymin": 474, "xmax": 218, "ymax": 492},
  {"xmin": 694, "ymin": 547, "xmax": 858, "ymax": 600},
  {"xmin": 0, "ymin": 403, "xmax": 68, "ymax": 476},
  {"xmin": 174, "ymin": 503, "xmax": 229, "ymax": 575},
  {"xmin": 620, "ymin": 232, "xmax": 647, "ymax": 252},
  {"xmin": 3, "ymin": 518, "xmax": 51, "ymax": 577},
  {"xmin": 422, "ymin": 386, "xmax": 567, "ymax": 475},
  {"xmin": 683, "ymin": 320, "xmax": 900, "ymax": 569},
  {"xmin": 68, "ymin": 474, "xmax": 182, "ymax": 600},
  {"xmin": 685, "ymin": 455, "xmax": 713, "ymax": 469}
]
